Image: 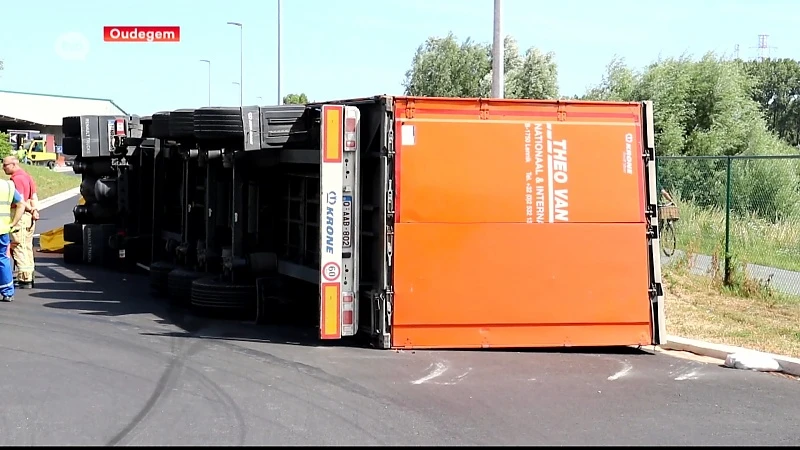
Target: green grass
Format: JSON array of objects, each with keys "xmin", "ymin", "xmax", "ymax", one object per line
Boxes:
[
  {"xmin": 663, "ymin": 257, "xmax": 800, "ymax": 358},
  {"xmin": 23, "ymin": 165, "xmax": 80, "ymax": 200},
  {"xmin": 671, "ymin": 201, "xmax": 800, "ymax": 272}
]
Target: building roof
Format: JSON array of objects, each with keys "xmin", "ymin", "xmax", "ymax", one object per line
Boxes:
[{"xmin": 0, "ymin": 90, "xmax": 127, "ymax": 127}]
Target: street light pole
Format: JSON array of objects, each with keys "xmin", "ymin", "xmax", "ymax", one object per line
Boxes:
[
  {"xmin": 277, "ymin": 0, "xmax": 282, "ymax": 104},
  {"xmin": 227, "ymin": 21, "xmax": 243, "ymax": 106},
  {"xmin": 199, "ymin": 59, "xmax": 211, "ymax": 106},
  {"xmin": 491, "ymin": 0, "xmax": 504, "ymax": 98},
  {"xmin": 232, "ymin": 82, "xmax": 241, "ymax": 106}
]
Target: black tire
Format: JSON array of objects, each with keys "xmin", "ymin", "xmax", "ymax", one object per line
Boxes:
[
  {"xmin": 79, "ymin": 176, "xmax": 98, "ymax": 203},
  {"xmin": 190, "ymin": 276, "xmax": 257, "ymax": 314},
  {"xmin": 62, "ymin": 136, "xmax": 81, "ymax": 157},
  {"xmin": 254, "ymin": 275, "xmax": 282, "ymax": 325},
  {"xmin": 94, "ymin": 178, "xmax": 118, "ymax": 203},
  {"xmin": 193, "ymin": 107, "xmax": 244, "ymax": 141},
  {"xmin": 62, "ymin": 116, "xmax": 82, "ymax": 137},
  {"xmin": 168, "ymin": 109, "xmax": 196, "ymax": 140},
  {"xmin": 74, "ymin": 203, "xmax": 116, "ymax": 224},
  {"xmin": 150, "ymin": 112, "xmax": 171, "ymax": 139},
  {"xmin": 167, "ymin": 268, "xmax": 206, "ymax": 305},
  {"xmin": 83, "ymin": 224, "xmax": 117, "ymax": 265},
  {"xmin": 46, "ymin": 160, "xmax": 55, "ymax": 169},
  {"xmin": 150, "ymin": 261, "xmax": 177, "ymax": 297},
  {"xmin": 63, "ymin": 243, "xmax": 83, "ymax": 264},
  {"xmin": 63, "ymin": 222, "xmax": 84, "ymax": 244},
  {"xmin": 661, "ymin": 220, "xmax": 677, "ymax": 257}
]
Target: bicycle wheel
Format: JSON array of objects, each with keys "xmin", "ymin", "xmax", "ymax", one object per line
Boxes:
[{"xmin": 661, "ymin": 220, "xmax": 677, "ymax": 257}]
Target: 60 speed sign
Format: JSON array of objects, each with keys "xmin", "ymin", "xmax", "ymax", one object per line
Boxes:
[{"xmin": 322, "ymin": 262, "xmax": 341, "ymax": 282}]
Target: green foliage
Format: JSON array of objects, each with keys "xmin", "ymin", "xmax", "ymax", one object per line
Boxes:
[
  {"xmin": 282, "ymin": 93, "xmax": 308, "ymax": 105},
  {"xmin": 403, "ymin": 33, "xmax": 558, "ymax": 99},
  {"xmin": 742, "ymin": 58, "xmax": 800, "ymax": 147},
  {"xmin": 0, "ymin": 132, "xmax": 12, "ymax": 159},
  {"xmin": 585, "ymin": 53, "xmax": 800, "ymax": 223}
]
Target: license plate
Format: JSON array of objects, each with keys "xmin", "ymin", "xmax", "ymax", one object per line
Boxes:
[{"xmin": 342, "ymin": 195, "xmax": 352, "ymax": 249}]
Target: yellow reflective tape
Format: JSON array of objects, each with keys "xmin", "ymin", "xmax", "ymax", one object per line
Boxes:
[
  {"xmin": 324, "ymin": 107, "xmax": 342, "ymax": 162},
  {"xmin": 323, "ymin": 284, "xmax": 340, "ymax": 337}
]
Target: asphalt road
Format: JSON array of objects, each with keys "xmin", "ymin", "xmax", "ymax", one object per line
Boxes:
[
  {"xmin": 33, "ymin": 194, "xmax": 79, "ymax": 238},
  {"xmin": 0, "ymin": 200, "xmax": 798, "ymax": 446}
]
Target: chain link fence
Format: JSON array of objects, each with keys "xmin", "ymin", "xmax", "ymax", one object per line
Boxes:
[{"xmin": 656, "ymin": 154, "xmax": 800, "ymax": 296}]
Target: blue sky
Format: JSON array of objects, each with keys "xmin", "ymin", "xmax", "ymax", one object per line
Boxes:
[{"xmin": 0, "ymin": 0, "xmax": 797, "ymax": 115}]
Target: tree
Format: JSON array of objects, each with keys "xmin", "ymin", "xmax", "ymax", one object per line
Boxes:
[
  {"xmin": 505, "ymin": 46, "xmax": 559, "ymax": 100},
  {"xmin": 282, "ymin": 93, "xmax": 308, "ymax": 105},
  {"xmin": 403, "ymin": 33, "xmax": 558, "ymax": 99},
  {"xmin": 583, "ymin": 53, "xmax": 800, "ymax": 221},
  {"xmin": 741, "ymin": 58, "xmax": 800, "ymax": 147},
  {"xmin": 0, "ymin": 132, "xmax": 12, "ymax": 159}
]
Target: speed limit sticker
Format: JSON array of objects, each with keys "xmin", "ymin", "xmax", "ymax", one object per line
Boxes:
[{"xmin": 322, "ymin": 262, "xmax": 341, "ymax": 282}]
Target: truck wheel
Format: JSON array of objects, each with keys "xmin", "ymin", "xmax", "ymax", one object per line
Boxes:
[
  {"xmin": 79, "ymin": 176, "xmax": 98, "ymax": 203},
  {"xmin": 254, "ymin": 275, "xmax": 282, "ymax": 325},
  {"xmin": 62, "ymin": 136, "xmax": 81, "ymax": 157},
  {"xmin": 168, "ymin": 109, "xmax": 196, "ymax": 140},
  {"xmin": 150, "ymin": 112, "xmax": 171, "ymax": 139},
  {"xmin": 47, "ymin": 161, "xmax": 55, "ymax": 169},
  {"xmin": 190, "ymin": 276, "xmax": 257, "ymax": 317},
  {"xmin": 83, "ymin": 224, "xmax": 117, "ymax": 266},
  {"xmin": 63, "ymin": 222, "xmax": 85, "ymax": 244},
  {"xmin": 193, "ymin": 107, "xmax": 243, "ymax": 141},
  {"xmin": 150, "ymin": 261, "xmax": 177, "ymax": 297},
  {"xmin": 63, "ymin": 243, "xmax": 83, "ymax": 264},
  {"xmin": 167, "ymin": 268, "xmax": 206, "ymax": 305}
]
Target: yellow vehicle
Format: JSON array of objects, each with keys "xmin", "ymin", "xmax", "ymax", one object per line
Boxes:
[{"xmin": 18, "ymin": 138, "xmax": 57, "ymax": 168}]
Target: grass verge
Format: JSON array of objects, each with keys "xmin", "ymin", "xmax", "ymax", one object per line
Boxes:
[
  {"xmin": 663, "ymin": 251, "xmax": 800, "ymax": 358},
  {"xmin": 674, "ymin": 201, "xmax": 800, "ymax": 272},
  {"xmin": 23, "ymin": 165, "xmax": 80, "ymax": 200}
]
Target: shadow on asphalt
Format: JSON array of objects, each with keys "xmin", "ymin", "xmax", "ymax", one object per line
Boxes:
[{"xmin": 28, "ymin": 252, "xmax": 654, "ymax": 356}]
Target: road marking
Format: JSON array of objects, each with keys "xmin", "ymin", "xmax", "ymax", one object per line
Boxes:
[
  {"xmin": 434, "ymin": 368, "xmax": 473, "ymax": 386},
  {"xmin": 607, "ymin": 362, "xmax": 633, "ymax": 381},
  {"xmin": 412, "ymin": 362, "xmax": 448, "ymax": 385},
  {"xmin": 675, "ymin": 370, "xmax": 699, "ymax": 381}
]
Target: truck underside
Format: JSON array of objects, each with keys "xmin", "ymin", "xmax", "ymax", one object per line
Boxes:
[{"xmin": 60, "ymin": 96, "xmax": 664, "ymax": 350}]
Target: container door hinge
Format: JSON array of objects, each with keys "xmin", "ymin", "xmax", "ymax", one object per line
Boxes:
[
  {"xmin": 557, "ymin": 103, "xmax": 568, "ymax": 122},
  {"xmin": 405, "ymin": 100, "xmax": 415, "ymax": 119},
  {"xmin": 649, "ymin": 282, "xmax": 664, "ymax": 298},
  {"xmin": 480, "ymin": 100, "xmax": 490, "ymax": 120}
]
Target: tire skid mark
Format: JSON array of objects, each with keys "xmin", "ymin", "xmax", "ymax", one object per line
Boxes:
[
  {"xmin": 107, "ymin": 339, "xmax": 206, "ymax": 446},
  {"xmin": 189, "ymin": 366, "xmax": 248, "ymax": 446},
  {"xmin": 202, "ymin": 346, "xmax": 389, "ymax": 445}
]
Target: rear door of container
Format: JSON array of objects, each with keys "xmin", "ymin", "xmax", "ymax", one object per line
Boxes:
[{"xmin": 390, "ymin": 97, "xmax": 664, "ymax": 349}]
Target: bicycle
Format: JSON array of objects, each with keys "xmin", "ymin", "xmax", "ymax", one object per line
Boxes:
[{"xmin": 658, "ymin": 201, "xmax": 679, "ymax": 257}]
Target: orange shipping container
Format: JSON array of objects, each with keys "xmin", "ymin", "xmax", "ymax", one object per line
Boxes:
[{"xmin": 387, "ymin": 97, "xmax": 664, "ymax": 349}]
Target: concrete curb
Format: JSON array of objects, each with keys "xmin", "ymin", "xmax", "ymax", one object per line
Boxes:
[
  {"xmin": 662, "ymin": 335, "xmax": 800, "ymax": 377},
  {"xmin": 38, "ymin": 187, "xmax": 80, "ymax": 210}
]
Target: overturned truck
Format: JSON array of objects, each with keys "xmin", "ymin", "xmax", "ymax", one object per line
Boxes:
[{"xmin": 60, "ymin": 96, "xmax": 666, "ymax": 350}]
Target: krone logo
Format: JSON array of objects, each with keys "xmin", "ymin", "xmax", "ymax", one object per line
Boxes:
[{"xmin": 54, "ymin": 32, "xmax": 90, "ymax": 61}]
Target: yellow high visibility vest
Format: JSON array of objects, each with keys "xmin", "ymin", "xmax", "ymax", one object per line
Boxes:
[{"xmin": 0, "ymin": 180, "xmax": 14, "ymax": 235}]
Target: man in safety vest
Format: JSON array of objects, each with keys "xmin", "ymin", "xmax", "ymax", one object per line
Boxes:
[{"xmin": 0, "ymin": 177, "xmax": 28, "ymax": 302}]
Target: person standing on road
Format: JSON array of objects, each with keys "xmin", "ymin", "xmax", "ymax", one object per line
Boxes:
[
  {"xmin": 0, "ymin": 177, "xmax": 29, "ymax": 302},
  {"xmin": 3, "ymin": 156, "xmax": 40, "ymax": 289}
]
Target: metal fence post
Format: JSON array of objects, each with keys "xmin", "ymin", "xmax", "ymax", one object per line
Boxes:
[{"xmin": 724, "ymin": 156, "xmax": 732, "ymax": 285}]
